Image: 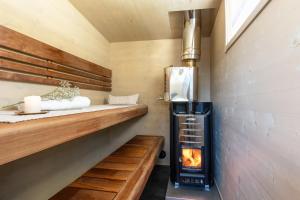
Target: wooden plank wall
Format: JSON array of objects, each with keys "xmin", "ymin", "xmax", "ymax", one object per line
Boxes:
[{"xmin": 0, "ymin": 25, "xmax": 112, "ymax": 91}]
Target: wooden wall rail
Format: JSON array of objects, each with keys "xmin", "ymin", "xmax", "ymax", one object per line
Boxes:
[
  {"xmin": 0, "ymin": 25, "xmax": 112, "ymax": 91},
  {"xmin": 0, "ymin": 105, "xmax": 148, "ymax": 166}
]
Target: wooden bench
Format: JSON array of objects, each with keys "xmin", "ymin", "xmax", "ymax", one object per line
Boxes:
[{"xmin": 50, "ymin": 135, "xmax": 164, "ymax": 200}]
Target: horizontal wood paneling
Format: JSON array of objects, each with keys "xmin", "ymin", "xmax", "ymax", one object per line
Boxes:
[
  {"xmin": 0, "ymin": 70, "xmax": 60, "ymax": 86},
  {"xmin": 0, "ymin": 59, "xmax": 111, "ymax": 87},
  {"xmin": 0, "ymin": 25, "xmax": 112, "ymax": 91},
  {"xmin": 0, "ymin": 71, "xmax": 111, "ymax": 91},
  {"xmin": 0, "ymin": 49, "xmax": 111, "ymax": 83}
]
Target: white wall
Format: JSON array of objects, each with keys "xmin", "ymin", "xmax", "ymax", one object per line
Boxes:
[{"xmin": 211, "ymin": 0, "xmax": 300, "ymax": 199}]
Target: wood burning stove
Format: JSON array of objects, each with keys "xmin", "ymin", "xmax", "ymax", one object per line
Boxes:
[
  {"xmin": 164, "ymin": 9, "xmax": 213, "ymax": 190},
  {"xmin": 170, "ymin": 102, "xmax": 213, "ymax": 189}
]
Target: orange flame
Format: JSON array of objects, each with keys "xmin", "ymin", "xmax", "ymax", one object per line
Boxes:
[{"xmin": 182, "ymin": 149, "xmax": 202, "ymax": 168}]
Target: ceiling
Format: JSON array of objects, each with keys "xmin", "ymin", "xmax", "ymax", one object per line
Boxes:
[{"xmin": 69, "ymin": 0, "xmax": 221, "ymax": 42}]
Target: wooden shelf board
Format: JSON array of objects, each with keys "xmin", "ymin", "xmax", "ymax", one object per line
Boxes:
[
  {"xmin": 50, "ymin": 135, "xmax": 164, "ymax": 200},
  {"xmin": 0, "ymin": 105, "xmax": 148, "ymax": 166}
]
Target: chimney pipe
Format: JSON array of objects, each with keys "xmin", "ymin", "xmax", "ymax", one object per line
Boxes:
[{"xmin": 182, "ymin": 10, "xmax": 201, "ymax": 63}]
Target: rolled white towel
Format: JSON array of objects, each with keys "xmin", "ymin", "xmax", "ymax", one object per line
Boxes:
[{"xmin": 41, "ymin": 96, "xmax": 91, "ymax": 111}]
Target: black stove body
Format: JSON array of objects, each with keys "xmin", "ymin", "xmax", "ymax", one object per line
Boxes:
[{"xmin": 170, "ymin": 101, "xmax": 213, "ymax": 189}]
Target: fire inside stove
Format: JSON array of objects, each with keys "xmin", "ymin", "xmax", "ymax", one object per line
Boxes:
[{"xmin": 182, "ymin": 148, "xmax": 202, "ymax": 168}]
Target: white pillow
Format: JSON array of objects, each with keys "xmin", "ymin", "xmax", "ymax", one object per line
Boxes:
[{"xmin": 108, "ymin": 94, "xmax": 139, "ymax": 105}]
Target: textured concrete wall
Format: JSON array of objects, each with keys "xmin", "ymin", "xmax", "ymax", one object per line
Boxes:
[
  {"xmin": 0, "ymin": 1, "xmax": 136, "ymax": 200},
  {"xmin": 0, "ymin": 0, "xmax": 111, "ymax": 106},
  {"xmin": 211, "ymin": 0, "xmax": 300, "ymax": 199},
  {"xmin": 0, "ymin": 1, "xmax": 212, "ymax": 199},
  {"xmin": 110, "ymin": 38, "xmax": 211, "ymax": 165},
  {"xmin": 198, "ymin": 38, "xmax": 211, "ymax": 102},
  {"xmin": 110, "ymin": 39, "xmax": 182, "ymax": 165}
]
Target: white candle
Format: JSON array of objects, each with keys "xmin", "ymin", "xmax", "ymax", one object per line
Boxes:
[{"xmin": 24, "ymin": 96, "xmax": 41, "ymax": 113}]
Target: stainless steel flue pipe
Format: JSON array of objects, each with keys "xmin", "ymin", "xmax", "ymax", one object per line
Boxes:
[{"xmin": 182, "ymin": 10, "xmax": 201, "ymax": 62}]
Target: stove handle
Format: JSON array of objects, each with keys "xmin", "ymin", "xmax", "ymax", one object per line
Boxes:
[{"xmin": 186, "ymin": 117, "xmax": 196, "ymax": 121}]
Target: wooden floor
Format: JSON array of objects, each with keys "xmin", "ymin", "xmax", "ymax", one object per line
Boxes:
[{"xmin": 50, "ymin": 135, "xmax": 164, "ymax": 200}]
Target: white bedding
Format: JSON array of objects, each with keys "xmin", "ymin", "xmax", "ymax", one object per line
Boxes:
[{"xmin": 0, "ymin": 104, "xmax": 133, "ymax": 123}]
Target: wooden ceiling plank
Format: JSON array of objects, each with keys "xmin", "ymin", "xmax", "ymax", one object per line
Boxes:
[{"xmin": 69, "ymin": 0, "xmax": 221, "ymax": 42}]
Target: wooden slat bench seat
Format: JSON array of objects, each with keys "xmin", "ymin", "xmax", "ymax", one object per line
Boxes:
[{"xmin": 50, "ymin": 135, "xmax": 164, "ymax": 200}]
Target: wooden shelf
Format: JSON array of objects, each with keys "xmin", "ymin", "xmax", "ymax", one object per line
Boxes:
[
  {"xmin": 50, "ymin": 135, "xmax": 164, "ymax": 200},
  {"xmin": 0, "ymin": 105, "xmax": 148, "ymax": 166}
]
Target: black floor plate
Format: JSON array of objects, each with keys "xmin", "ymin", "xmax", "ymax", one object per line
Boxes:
[{"xmin": 140, "ymin": 165, "xmax": 170, "ymax": 200}]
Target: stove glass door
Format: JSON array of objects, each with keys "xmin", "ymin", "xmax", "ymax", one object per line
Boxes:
[
  {"xmin": 182, "ymin": 148, "xmax": 202, "ymax": 169},
  {"xmin": 177, "ymin": 114, "xmax": 205, "ymax": 171}
]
